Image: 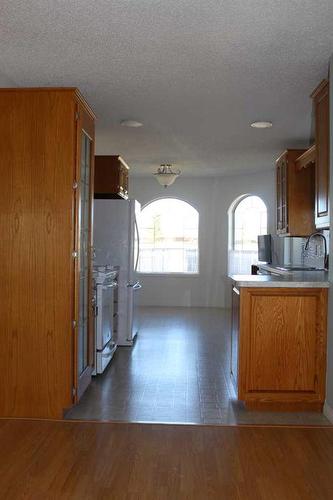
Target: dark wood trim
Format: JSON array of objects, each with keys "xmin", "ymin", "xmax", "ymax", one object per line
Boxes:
[
  {"xmin": 295, "ymin": 144, "xmax": 316, "ymax": 170},
  {"xmin": 310, "ymin": 78, "xmax": 329, "ymax": 99}
]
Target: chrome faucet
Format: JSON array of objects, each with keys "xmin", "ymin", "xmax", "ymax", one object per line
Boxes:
[{"xmin": 304, "ymin": 232, "xmax": 328, "ymax": 270}]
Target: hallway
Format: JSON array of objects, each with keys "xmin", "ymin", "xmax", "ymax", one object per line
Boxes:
[{"xmin": 66, "ymin": 307, "xmax": 330, "ymax": 426}]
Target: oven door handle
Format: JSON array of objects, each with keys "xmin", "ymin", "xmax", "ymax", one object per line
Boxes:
[{"xmin": 103, "ymin": 282, "xmax": 117, "ymax": 289}]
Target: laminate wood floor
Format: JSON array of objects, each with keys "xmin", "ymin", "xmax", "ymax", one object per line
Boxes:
[
  {"xmin": 1, "ymin": 418, "xmax": 333, "ymax": 499},
  {"xmin": 66, "ymin": 307, "xmax": 330, "ymax": 426}
]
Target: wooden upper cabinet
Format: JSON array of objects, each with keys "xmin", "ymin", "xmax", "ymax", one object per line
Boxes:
[
  {"xmin": 94, "ymin": 155, "xmax": 130, "ymax": 199},
  {"xmin": 311, "ymin": 80, "xmax": 330, "ymax": 229},
  {"xmin": 276, "ymin": 149, "xmax": 315, "ymax": 236},
  {"xmin": 0, "ymin": 88, "xmax": 95, "ymax": 419}
]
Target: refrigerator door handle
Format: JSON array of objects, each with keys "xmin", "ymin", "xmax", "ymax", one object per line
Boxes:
[
  {"xmin": 127, "ymin": 280, "xmax": 142, "ymax": 290},
  {"xmin": 134, "ymin": 217, "xmax": 140, "ymax": 272},
  {"xmin": 127, "ymin": 280, "xmax": 140, "ymax": 288}
]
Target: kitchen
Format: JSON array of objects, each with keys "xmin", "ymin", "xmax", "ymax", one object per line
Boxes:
[
  {"xmin": 0, "ymin": 72, "xmax": 332, "ymax": 425},
  {"xmin": 1, "ymin": 5, "xmax": 333, "ymax": 431},
  {"xmin": 2, "ymin": 3, "xmax": 333, "ymax": 497},
  {"xmin": 68, "ymin": 78, "xmax": 331, "ymax": 423}
]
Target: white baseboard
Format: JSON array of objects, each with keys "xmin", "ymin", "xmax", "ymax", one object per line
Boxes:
[{"xmin": 323, "ymin": 401, "xmax": 333, "ymax": 423}]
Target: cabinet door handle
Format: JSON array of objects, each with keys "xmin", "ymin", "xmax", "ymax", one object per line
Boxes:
[{"xmin": 232, "ymin": 286, "xmax": 240, "ymax": 295}]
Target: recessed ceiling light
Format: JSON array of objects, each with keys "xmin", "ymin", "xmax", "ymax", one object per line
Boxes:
[
  {"xmin": 250, "ymin": 121, "xmax": 273, "ymax": 129},
  {"xmin": 120, "ymin": 120, "xmax": 143, "ymax": 128}
]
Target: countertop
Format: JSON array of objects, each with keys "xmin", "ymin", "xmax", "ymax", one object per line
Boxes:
[{"xmin": 230, "ymin": 270, "xmax": 330, "ymax": 288}]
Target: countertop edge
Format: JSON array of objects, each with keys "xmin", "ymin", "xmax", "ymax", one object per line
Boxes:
[{"xmin": 229, "ymin": 275, "xmax": 330, "ymax": 288}]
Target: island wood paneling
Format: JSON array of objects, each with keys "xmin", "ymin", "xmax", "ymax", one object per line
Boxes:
[
  {"xmin": 238, "ymin": 287, "xmax": 327, "ymax": 411},
  {"xmin": 0, "ymin": 89, "xmax": 95, "ymax": 418}
]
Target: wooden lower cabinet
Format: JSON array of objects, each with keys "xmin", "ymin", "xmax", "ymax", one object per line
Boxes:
[{"xmin": 233, "ymin": 286, "xmax": 328, "ymax": 411}]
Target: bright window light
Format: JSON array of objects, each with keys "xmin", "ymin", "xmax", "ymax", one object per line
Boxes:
[
  {"xmin": 229, "ymin": 195, "xmax": 267, "ymax": 275},
  {"xmin": 234, "ymin": 196, "xmax": 267, "ymax": 251},
  {"xmin": 138, "ymin": 198, "xmax": 199, "ymax": 274}
]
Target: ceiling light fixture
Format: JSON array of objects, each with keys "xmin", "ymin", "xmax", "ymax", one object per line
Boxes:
[
  {"xmin": 153, "ymin": 164, "xmax": 181, "ymax": 188},
  {"xmin": 250, "ymin": 121, "xmax": 273, "ymax": 129},
  {"xmin": 120, "ymin": 119, "xmax": 143, "ymax": 128}
]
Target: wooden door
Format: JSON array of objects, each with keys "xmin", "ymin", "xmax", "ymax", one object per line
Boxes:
[
  {"xmin": 312, "ymin": 80, "xmax": 330, "ymax": 229},
  {"xmin": 73, "ymin": 101, "xmax": 95, "ymax": 401}
]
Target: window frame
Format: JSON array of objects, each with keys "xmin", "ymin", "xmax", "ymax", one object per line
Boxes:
[
  {"xmin": 137, "ymin": 197, "xmax": 200, "ymax": 276},
  {"xmin": 227, "ymin": 194, "xmax": 269, "ymax": 276},
  {"xmin": 232, "ymin": 195, "xmax": 268, "ymax": 252}
]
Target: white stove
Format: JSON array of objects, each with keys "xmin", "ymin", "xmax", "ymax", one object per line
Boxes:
[{"xmin": 93, "ymin": 265, "xmax": 118, "ymax": 374}]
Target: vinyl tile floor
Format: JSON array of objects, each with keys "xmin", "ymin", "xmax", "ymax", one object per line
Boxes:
[{"xmin": 66, "ymin": 307, "xmax": 331, "ymax": 426}]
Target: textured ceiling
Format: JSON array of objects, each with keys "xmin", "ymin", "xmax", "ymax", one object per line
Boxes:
[{"xmin": 1, "ymin": 1, "xmax": 333, "ymax": 176}]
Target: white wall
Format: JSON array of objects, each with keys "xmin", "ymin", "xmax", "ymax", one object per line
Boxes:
[
  {"xmin": 0, "ymin": 69, "xmax": 16, "ymax": 87},
  {"xmin": 130, "ymin": 169, "xmax": 275, "ymax": 308}
]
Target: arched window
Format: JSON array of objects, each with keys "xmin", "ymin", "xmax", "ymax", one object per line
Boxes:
[
  {"xmin": 228, "ymin": 195, "xmax": 267, "ymax": 274},
  {"xmin": 138, "ymin": 198, "xmax": 199, "ymax": 274}
]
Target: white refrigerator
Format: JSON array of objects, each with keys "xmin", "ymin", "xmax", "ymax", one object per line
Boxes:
[{"xmin": 93, "ymin": 199, "xmax": 142, "ymax": 346}]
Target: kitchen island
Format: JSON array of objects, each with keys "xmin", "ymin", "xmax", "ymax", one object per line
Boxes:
[{"xmin": 230, "ymin": 272, "xmax": 329, "ymax": 411}]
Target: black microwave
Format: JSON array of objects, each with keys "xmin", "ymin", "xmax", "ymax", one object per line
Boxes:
[{"xmin": 257, "ymin": 234, "xmax": 272, "ymax": 263}]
